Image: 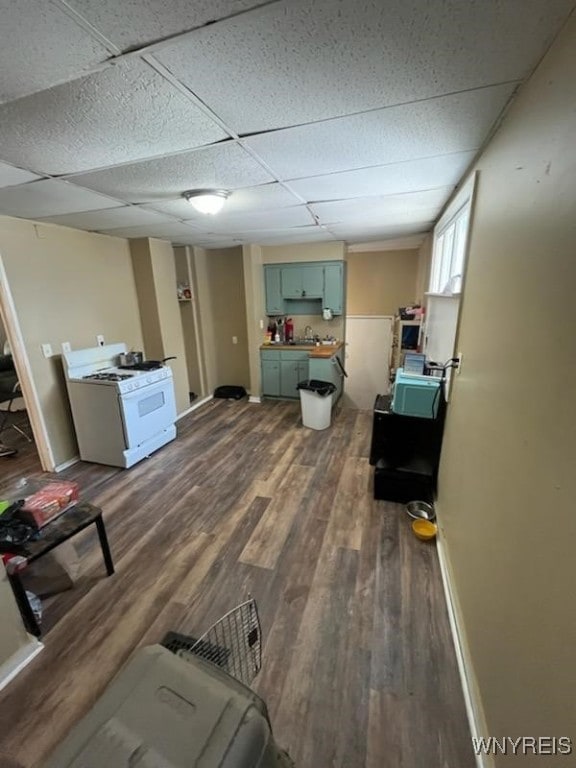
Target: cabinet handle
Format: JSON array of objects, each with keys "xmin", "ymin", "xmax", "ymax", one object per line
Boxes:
[{"xmin": 302, "ymin": 289, "xmax": 306, "ymax": 297}]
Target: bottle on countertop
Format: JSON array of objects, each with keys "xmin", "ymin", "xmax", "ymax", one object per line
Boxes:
[{"xmin": 277, "ymin": 317, "xmax": 285, "ymax": 343}]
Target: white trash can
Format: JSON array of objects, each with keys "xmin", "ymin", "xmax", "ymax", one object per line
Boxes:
[{"xmin": 297, "ymin": 379, "xmax": 336, "ymax": 430}]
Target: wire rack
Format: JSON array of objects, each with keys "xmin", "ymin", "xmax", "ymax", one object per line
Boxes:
[{"xmin": 163, "ymin": 598, "xmax": 262, "ymax": 687}]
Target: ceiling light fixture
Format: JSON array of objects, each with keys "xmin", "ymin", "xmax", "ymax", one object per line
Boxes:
[{"xmin": 182, "ymin": 189, "xmax": 230, "ymax": 215}]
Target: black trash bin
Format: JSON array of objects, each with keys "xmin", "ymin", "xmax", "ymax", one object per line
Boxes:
[{"xmin": 297, "ymin": 379, "xmax": 337, "ymax": 430}]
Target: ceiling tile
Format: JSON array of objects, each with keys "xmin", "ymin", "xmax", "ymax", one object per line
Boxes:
[
  {"xmin": 70, "ymin": 143, "xmax": 273, "ymax": 203},
  {"xmin": 0, "ymin": 180, "xmax": 123, "ymax": 219},
  {"xmin": 65, "ymin": 0, "xmax": 270, "ymax": 52},
  {"xmin": 182, "ymin": 206, "xmax": 315, "ymax": 232},
  {"xmin": 0, "ymin": 59, "xmax": 227, "ymax": 176},
  {"xmin": 147, "ymin": 182, "xmax": 302, "ymax": 218},
  {"xmin": 287, "ymin": 151, "xmax": 476, "ymax": 202},
  {"xmin": 0, "ymin": 162, "xmax": 43, "ymax": 189},
  {"xmin": 190, "ymin": 238, "xmax": 245, "ymax": 249},
  {"xmin": 245, "ymin": 85, "xmax": 516, "ymax": 179},
  {"xmin": 231, "ymin": 227, "xmax": 335, "ymax": 245},
  {"xmin": 0, "ymin": 0, "xmax": 110, "ymax": 104},
  {"xmin": 155, "ymin": 0, "xmax": 573, "ymax": 133},
  {"xmin": 38, "ymin": 206, "xmax": 175, "ymax": 231},
  {"xmin": 310, "ymin": 189, "xmax": 448, "ymax": 227},
  {"xmin": 97, "ymin": 221, "xmax": 202, "ymax": 240},
  {"xmin": 326, "ymin": 223, "xmax": 434, "ymax": 243}
]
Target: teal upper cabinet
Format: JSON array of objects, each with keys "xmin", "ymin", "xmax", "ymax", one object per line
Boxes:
[
  {"xmin": 264, "ymin": 261, "xmax": 345, "ymax": 316},
  {"xmin": 281, "ymin": 264, "xmax": 323, "ymax": 299},
  {"xmin": 323, "ymin": 263, "xmax": 344, "ymax": 315},
  {"xmin": 265, "ymin": 266, "xmax": 284, "ymax": 315}
]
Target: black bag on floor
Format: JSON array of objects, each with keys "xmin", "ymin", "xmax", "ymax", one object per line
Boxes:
[{"xmin": 213, "ymin": 385, "xmax": 247, "ymax": 400}]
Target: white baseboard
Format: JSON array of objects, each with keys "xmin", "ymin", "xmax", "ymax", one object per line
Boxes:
[
  {"xmin": 0, "ymin": 638, "xmax": 43, "ymax": 693},
  {"xmin": 176, "ymin": 395, "xmax": 213, "ymax": 421},
  {"xmin": 436, "ymin": 529, "xmax": 494, "ymax": 768},
  {"xmin": 248, "ymin": 395, "xmax": 261, "ymax": 404},
  {"xmin": 55, "ymin": 455, "xmax": 80, "ymax": 472}
]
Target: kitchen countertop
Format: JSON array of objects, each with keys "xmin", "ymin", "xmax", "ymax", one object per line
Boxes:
[{"xmin": 260, "ymin": 341, "xmax": 343, "ymax": 358}]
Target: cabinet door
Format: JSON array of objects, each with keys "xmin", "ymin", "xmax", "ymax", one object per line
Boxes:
[
  {"xmin": 301, "ymin": 265, "xmax": 323, "ymax": 298},
  {"xmin": 265, "ymin": 266, "xmax": 284, "ymax": 314},
  {"xmin": 261, "ymin": 360, "xmax": 281, "ymax": 396},
  {"xmin": 296, "ymin": 360, "xmax": 309, "ymax": 386},
  {"xmin": 309, "ymin": 354, "xmax": 343, "ymax": 402},
  {"xmin": 280, "ymin": 360, "xmax": 300, "ymax": 398},
  {"xmin": 323, "ymin": 263, "xmax": 344, "ymax": 314},
  {"xmin": 281, "ymin": 266, "xmax": 303, "ymax": 298}
]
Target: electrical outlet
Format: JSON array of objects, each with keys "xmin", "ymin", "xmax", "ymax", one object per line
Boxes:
[
  {"xmin": 96, "ymin": 335, "xmax": 105, "ymax": 347},
  {"xmin": 41, "ymin": 343, "xmax": 53, "ymax": 358},
  {"xmin": 455, "ymin": 352, "xmax": 463, "ymax": 374},
  {"xmin": 232, "ymin": 336, "xmax": 238, "ymax": 345},
  {"xmin": 62, "ymin": 342, "xmax": 71, "ymax": 353}
]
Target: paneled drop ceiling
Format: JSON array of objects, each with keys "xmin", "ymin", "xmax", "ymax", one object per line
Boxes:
[{"xmin": 0, "ymin": 0, "xmax": 573, "ymax": 247}]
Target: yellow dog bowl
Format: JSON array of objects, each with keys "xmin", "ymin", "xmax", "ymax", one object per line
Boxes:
[{"xmin": 412, "ymin": 519, "xmax": 438, "ymax": 541}]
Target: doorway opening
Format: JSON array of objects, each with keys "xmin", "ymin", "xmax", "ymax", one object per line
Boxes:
[{"xmin": 0, "ymin": 254, "xmax": 54, "ymax": 473}]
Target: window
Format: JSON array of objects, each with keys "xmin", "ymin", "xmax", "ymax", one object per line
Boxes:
[
  {"xmin": 423, "ymin": 172, "xmax": 476, "ymax": 394},
  {"xmin": 429, "ymin": 177, "xmax": 474, "ymax": 295}
]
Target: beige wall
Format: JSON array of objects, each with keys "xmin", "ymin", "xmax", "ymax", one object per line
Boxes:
[
  {"xmin": 261, "ymin": 241, "xmax": 346, "ymax": 264},
  {"xmin": 346, "ymin": 249, "xmax": 419, "ymax": 315},
  {"xmin": 0, "ymin": 218, "xmax": 143, "ymax": 467},
  {"xmin": 193, "ymin": 247, "xmax": 250, "ymax": 392},
  {"xmin": 130, "ymin": 238, "xmax": 189, "ymax": 414},
  {"xmin": 438, "ymin": 16, "xmax": 576, "ymax": 763}
]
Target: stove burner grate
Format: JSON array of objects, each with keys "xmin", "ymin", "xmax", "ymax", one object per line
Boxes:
[{"xmin": 84, "ymin": 373, "xmax": 132, "ymax": 382}]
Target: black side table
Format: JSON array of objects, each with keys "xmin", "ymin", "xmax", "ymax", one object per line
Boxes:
[
  {"xmin": 5, "ymin": 501, "xmax": 114, "ymax": 637},
  {"xmin": 370, "ymin": 393, "xmax": 447, "ymax": 502}
]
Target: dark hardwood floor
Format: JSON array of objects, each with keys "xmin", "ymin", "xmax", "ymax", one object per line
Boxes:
[{"xmin": 0, "ymin": 400, "xmax": 475, "ymax": 767}]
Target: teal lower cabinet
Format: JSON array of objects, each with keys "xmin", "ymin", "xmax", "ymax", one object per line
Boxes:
[
  {"xmin": 261, "ymin": 349, "xmax": 345, "ymax": 401},
  {"xmin": 261, "ymin": 350, "xmax": 281, "ymax": 397},
  {"xmin": 280, "ymin": 358, "xmax": 309, "ymax": 398},
  {"xmin": 308, "ymin": 351, "xmax": 345, "ymax": 403},
  {"xmin": 261, "ymin": 360, "xmax": 281, "ymax": 396},
  {"xmin": 261, "ymin": 350, "xmax": 309, "ymax": 399}
]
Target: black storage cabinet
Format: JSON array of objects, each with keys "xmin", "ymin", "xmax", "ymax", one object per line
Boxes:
[{"xmin": 370, "ymin": 393, "xmax": 446, "ymax": 503}]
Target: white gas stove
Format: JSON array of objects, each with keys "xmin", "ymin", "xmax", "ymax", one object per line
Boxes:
[
  {"xmin": 73, "ymin": 365, "xmax": 171, "ymax": 394},
  {"xmin": 63, "ymin": 343, "xmax": 177, "ymax": 468}
]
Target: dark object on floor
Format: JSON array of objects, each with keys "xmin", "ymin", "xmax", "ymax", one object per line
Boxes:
[
  {"xmin": 0, "ymin": 443, "xmax": 18, "ymax": 457},
  {"xmin": 373, "ymin": 457, "xmax": 435, "ymax": 503},
  {"xmin": 214, "ymin": 385, "xmax": 247, "ymax": 400}
]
